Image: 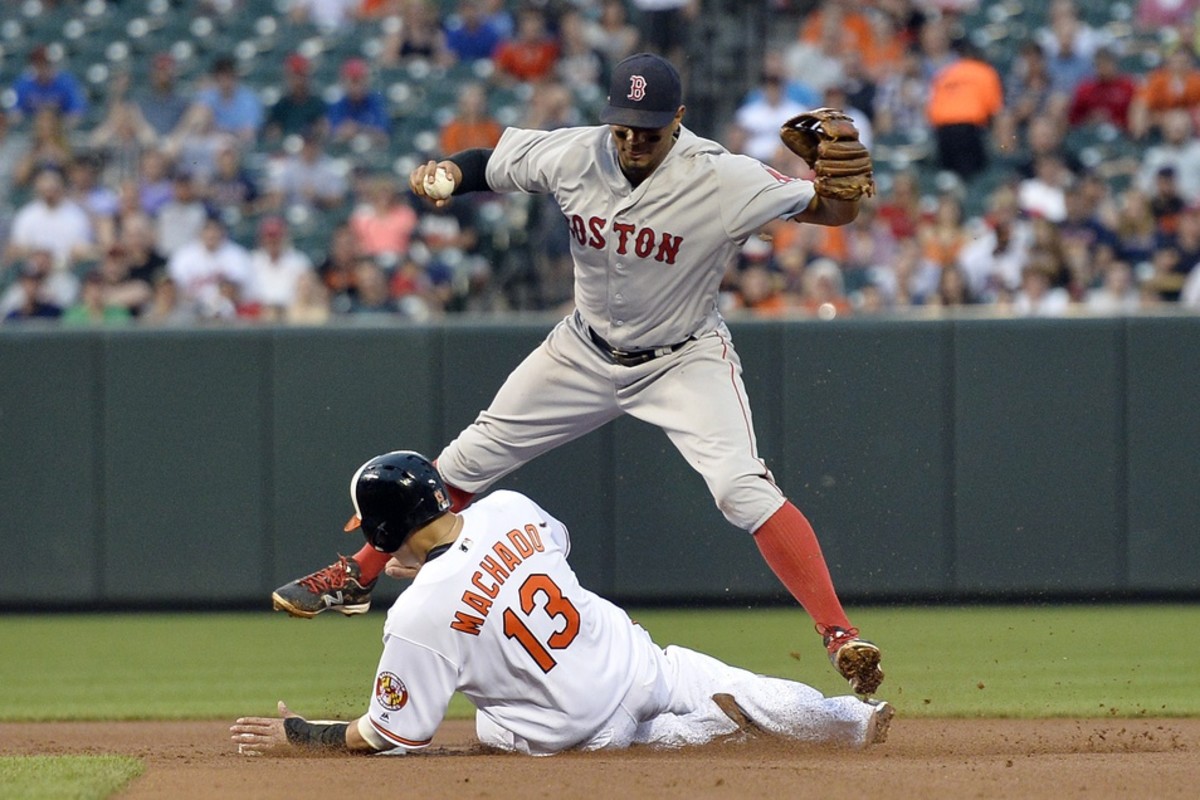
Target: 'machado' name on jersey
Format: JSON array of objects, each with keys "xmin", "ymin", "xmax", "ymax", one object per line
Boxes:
[{"xmin": 450, "ymin": 523, "xmax": 546, "ymax": 635}]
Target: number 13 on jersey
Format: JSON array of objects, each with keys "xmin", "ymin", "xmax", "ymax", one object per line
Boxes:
[{"xmin": 502, "ymin": 574, "xmax": 580, "ymax": 672}]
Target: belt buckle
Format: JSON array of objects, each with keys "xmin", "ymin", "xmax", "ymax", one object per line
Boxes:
[
  {"xmin": 611, "ymin": 349, "xmax": 640, "ymax": 367},
  {"xmin": 615, "ymin": 347, "xmax": 655, "ymax": 367}
]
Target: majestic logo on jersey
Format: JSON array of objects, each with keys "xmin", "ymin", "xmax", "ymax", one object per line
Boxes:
[
  {"xmin": 375, "ymin": 672, "xmax": 409, "ymax": 711},
  {"xmin": 567, "ymin": 216, "xmax": 683, "ymax": 265},
  {"xmin": 627, "ymin": 75, "xmax": 647, "ymax": 101}
]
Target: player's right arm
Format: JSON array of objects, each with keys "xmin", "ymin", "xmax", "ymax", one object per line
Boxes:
[
  {"xmin": 230, "ymin": 701, "xmax": 383, "ymax": 754},
  {"xmin": 409, "ymin": 148, "xmax": 494, "ymax": 207},
  {"xmin": 232, "ymin": 627, "xmax": 459, "ymax": 755}
]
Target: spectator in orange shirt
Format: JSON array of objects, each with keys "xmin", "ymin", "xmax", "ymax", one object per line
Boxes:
[
  {"xmin": 925, "ymin": 39, "xmax": 1003, "ymax": 180},
  {"xmin": 1129, "ymin": 45, "xmax": 1200, "ymax": 139},
  {"xmin": 439, "ymin": 82, "xmax": 503, "ymax": 155},
  {"xmin": 917, "ymin": 193, "xmax": 969, "ymax": 270},
  {"xmin": 799, "ymin": 0, "xmax": 873, "ymax": 54},
  {"xmin": 861, "ymin": 10, "xmax": 906, "ymax": 80},
  {"xmin": 360, "ymin": 0, "xmax": 392, "ymax": 16},
  {"xmin": 800, "ymin": 0, "xmax": 902, "ymax": 80},
  {"xmin": 492, "ymin": 7, "xmax": 559, "ymax": 86}
]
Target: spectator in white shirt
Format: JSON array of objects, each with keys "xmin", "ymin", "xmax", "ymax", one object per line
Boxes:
[
  {"xmin": 734, "ymin": 72, "xmax": 808, "ymax": 162},
  {"xmin": 1182, "ymin": 258, "xmax": 1200, "ymax": 309},
  {"xmin": 1137, "ymin": 110, "xmax": 1200, "ymax": 204},
  {"xmin": 1035, "ymin": 0, "xmax": 1113, "ymax": 62},
  {"xmin": 1013, "ymin": 258, "xmax": 1072, "ymax": 317},
  {"xmin": 288, "ymin": 0, "xmax": 360, "ymax": 32},
  {"xmin": 957, "ymin": 189, "xmax": 1034, "ymax": 301},
  {"xmin": 166, "ymin": 216, "xmax": 250, "ymax": 317},
  {"xmin": 1087, "ymin": 259, "xmax": 1142, "ymax": 314},
  {"xmin": 156, "ymin": 171, "xmax": 211, "ymax": 257},
  {"xmin": 5, "ymin": 167, "xmax": 94, "ymax": 270},
  {"xmin": 245, "ymin": 216, "xmax": 315, "ymax": 320},
  {"xmin": 1018, "ymin": 154, "xmax": 1072, "ymax": 223}
]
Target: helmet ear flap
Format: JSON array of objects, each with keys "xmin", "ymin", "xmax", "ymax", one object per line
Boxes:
[{"xmin": 364, "ymin": 517, "xmax": 403, "ymax": 553}]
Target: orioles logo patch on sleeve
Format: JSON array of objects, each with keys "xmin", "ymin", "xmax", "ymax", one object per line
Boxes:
[{"xmin": 375, "ymin": 672, "xmax": 409, "ymax": 711}]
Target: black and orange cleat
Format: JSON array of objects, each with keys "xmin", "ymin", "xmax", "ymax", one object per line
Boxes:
[{"xmin": 271, "ymin": 555, "xmax": 376, "ymax": 619}]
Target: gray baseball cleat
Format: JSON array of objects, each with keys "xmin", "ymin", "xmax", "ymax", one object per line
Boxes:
[
  {"xmin": 819, "ymin": 625, "xmax": 885, "ymax": 695},
  {"xmin": 863, "ymin": 699, "xmax": 895, "ymax": 745},
  {"xmin": 272, "ymin": 555, "xmax": 376, "ymax": 619}
]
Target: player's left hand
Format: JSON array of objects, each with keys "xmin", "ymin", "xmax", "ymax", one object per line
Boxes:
[
  {"xmin": 229, "ymin": 700, "xmax": 299, "ymax": 755},
  {"xmin": 385, "ymin": 557, "xmax": 421, "ymax": 580},
  {"xmin": 384, "ymin": 542, "xmax": 422, "ymax": 580},
  {"xmin": 780, "ymin": 108, "xmax": 875, "ymax": 201}
]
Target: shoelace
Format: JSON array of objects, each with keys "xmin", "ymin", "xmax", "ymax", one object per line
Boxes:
[
  {"xmin": 815, "ymin": 624, "xmax": 860, "ymax": 653},
  {"xmin": 298, "ymin": 556, "xmax": 352, "ymax": 593}
]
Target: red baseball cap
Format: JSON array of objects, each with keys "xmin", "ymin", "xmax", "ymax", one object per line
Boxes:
[
  {"xmin": 285, "ymin": 53, "xmax": 310, "ymax": 75},
  {"xmin": 341, "ymin": 58, "xmax": 369, "ymax": 80}
]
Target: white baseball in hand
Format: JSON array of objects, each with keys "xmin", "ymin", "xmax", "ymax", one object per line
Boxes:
[{"xmin": 425, "ymin": 167, "xmax": 456, "ymax": 200}]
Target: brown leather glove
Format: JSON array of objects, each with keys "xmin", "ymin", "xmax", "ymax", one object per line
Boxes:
[{"xmin": 780, "ymin": 108, "xmax": 876, "ymax": 201}]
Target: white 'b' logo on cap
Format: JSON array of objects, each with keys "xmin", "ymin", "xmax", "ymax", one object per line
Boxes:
[{"xmin": 627, "ymin": 75, "xmax": 647, "ymax": 101}]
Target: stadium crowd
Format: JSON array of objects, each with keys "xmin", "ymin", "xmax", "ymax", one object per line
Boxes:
[{"xmin": 3, "ymin": 0, "xmax": 1200, "ymax": 326}]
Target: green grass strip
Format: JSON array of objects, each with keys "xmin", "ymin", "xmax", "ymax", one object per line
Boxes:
[
  {"xmin": 0, "ymin": 605, "xmax": 1196, "ymax": 721},
  {"xmin": 0, "ymin": 756, "xmax": 143, "ymax": 800}
]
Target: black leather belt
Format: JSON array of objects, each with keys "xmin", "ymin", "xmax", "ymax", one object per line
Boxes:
[{"xmin": 587, "ymin": 326, "xmax": 692, "ymax": 367}]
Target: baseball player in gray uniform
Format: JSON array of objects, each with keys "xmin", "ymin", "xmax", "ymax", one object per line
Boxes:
[
  {"xmin": 273, "ymin": 53, "xmax": 884, "ymax": 695},
  {"xmin": 237, "ymin": 451, "xmax": 893, "ymax": 756}
]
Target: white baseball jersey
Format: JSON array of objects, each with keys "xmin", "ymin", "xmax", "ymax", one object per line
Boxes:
[
  {"xmin": 362, "ymin": 490, "xmax": 664, "ymax": 754},
  {"xmin": 166, "ymin": 238, "xmax": 251, "ymax": 310},
  {"xmin": 485, "ymin": 124, "xmax": 815, "ymax": 350},
  {"xmin": 359, "ymin": 491, "xmax": 880, "ymax": 755}
]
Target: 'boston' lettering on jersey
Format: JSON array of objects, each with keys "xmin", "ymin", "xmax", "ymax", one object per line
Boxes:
[
  {"xmin": 450, "ymin": 524, "xmax": 546, "ymax": 635},
  {"xmin": 567, "ymin": 215, "xmax": 683, "ymax": 264}
]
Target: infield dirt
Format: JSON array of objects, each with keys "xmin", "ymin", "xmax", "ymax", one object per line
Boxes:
[{"xmin": 4, "ymin": 717, "xmax": 1199, "ymax": 799}]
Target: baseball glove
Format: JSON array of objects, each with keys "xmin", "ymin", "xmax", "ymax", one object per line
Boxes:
[{"xmin": 780, "ymin": 108, "xmax": 875, "ymax": 201}]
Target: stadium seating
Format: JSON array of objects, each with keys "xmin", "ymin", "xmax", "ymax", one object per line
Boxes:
[{"xmin": 0, "ymin": 0, "xmax": 1178, "ymax": 296}]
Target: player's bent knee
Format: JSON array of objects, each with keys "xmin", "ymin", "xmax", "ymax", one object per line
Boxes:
[{"xmin": 711, "ymin": 475, "xmax": 785, "ymax": 532}]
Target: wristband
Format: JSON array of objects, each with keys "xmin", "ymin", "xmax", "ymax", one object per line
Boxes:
[
  {"xmin": 445, "ymin": 148, "xmax": 493, "ymax": 194},
  {"xmin": 283, "ymin": 717, "xmax": 349, "ymax": 748}
]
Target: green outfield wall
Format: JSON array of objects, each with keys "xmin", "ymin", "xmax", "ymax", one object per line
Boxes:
[{"xmin": 2, "ymin": 316, "xmax": 1198, "ymax": 608}]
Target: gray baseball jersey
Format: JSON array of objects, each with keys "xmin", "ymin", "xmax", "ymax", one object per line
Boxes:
[
  {"xmin": 356, "ymin": 490, "xmax": 878, "ymax": 754},
  {"xmin": 485, "ymin": 125, "xmax": 816, "ymax": 349},
  {"xmin": 438, "ymin": 125, "xmax": 817, "ymax": 532}
]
